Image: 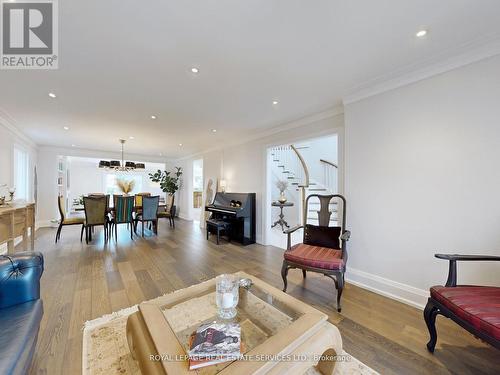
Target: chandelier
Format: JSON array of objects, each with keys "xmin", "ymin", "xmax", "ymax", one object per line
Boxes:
[{"xmin": 98, "ymin": 139, "xmax": 145, "ymax": 171}]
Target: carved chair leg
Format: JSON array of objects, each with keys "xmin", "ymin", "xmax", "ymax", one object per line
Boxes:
[
  {"xmin": 80, "ymin": 224, "xmax": 85, "ymax": 242},
  {"xmin": 281, "ymin": 261, "xmax": 289, "ymax": 292},
  {"xmin": 302, "ymin": 269, "xmax": 306, "ymax": 278},
  {"xmin": 55, "ymin": 223, "xmax": 62, "ymax": 243},
  {"xmin": 424, "ymin": 300, "xmax": 439, "ymax": 353},
  {"xmin": 336, "ymin": 273, "xmax": 344, "ymax": 313}
]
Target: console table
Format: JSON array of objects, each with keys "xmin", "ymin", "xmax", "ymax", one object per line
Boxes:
[{"xmin": 0, "ymin": 202, "xmax": 35, "ymax": 254}]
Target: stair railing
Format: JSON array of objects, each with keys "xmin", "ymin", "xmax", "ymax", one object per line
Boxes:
[
  {"xmin": 270, "ymin": 144, "xmax": 310, "ymax": 225},
  {"xmin": 320, "ymin": 159, "xmax": 338, "ymax": 193},
  {"xmin": 291, "ymin": 145, "xmax": 309, "ymax": 225}
]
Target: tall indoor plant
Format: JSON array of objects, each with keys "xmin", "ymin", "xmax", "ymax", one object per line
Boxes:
[{"xmin": 148, "ymin": 166, "xmax": 183, "ymax": 198}]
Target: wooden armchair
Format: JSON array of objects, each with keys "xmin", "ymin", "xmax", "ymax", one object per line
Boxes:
[
  {"xmin": 424, "ymin": 254, "xmax": 500, "ymax": 352},
  {"xmin": 281, "ymin": 194, "xmax": 350, "ymax": 312}
]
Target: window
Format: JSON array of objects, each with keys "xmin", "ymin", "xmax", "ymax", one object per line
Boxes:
[{"xmin": 14, "ymin": 146, "xmax": 30, "ymax": 201}]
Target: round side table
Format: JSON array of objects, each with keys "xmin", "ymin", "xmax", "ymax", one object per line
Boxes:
[{"xmin": 271, "ymin": 201, "xmax": 294, "ymax": 232}]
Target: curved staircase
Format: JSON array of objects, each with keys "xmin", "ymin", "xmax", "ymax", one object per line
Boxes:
[{"xmin": 270, "ymin": 145, "xmax": 339, "ymax": 226}]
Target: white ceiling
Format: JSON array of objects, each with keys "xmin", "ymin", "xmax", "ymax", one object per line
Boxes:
[{"xmin": 1, "ymin": 0, "xmax": 500, "ymax": 158}]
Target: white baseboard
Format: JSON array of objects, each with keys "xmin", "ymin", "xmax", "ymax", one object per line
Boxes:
[
  {"xmin": 345, "ymin": 267, "xmax": 429, "ymax": 310},
  {"xmin": 37, "ymin": 220, "xmax": 56, "ymax": 229},
  {"xmin": 178, "ymin": 214, "xmax": 192, "ymax": 221}
]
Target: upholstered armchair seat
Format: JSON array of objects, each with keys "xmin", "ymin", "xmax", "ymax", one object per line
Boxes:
[
  {"xmin": 424, "ymin": 254, "xmax": 500, "ymax": 352},
  {"xmin": 0, "ymin": 252, "xmax": 44, "ymax": 374},
  {"xmin": 430, "ymin": 285, "xmax": 500, "ymax": 340},
  {"xmin": 284, "ymin": 244, "xmax": 344, "ymax": 271},
  {"xmin": 0, "ymin": 300, "xmax": 43, "ymax": 375}
]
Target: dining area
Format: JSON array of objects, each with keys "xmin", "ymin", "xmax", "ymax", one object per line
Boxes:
[{"xmin": 55, "ymin": 193, "xmax": 176, "ymax": 244}]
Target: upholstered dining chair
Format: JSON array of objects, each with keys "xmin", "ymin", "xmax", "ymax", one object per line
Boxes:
[
  {"xmin": 110, "ymin": 195, "xmax": 135, "ymax": 240},
  {"xmin": 157, "ymin": 194, "xmax": 176, "ymax": 228},
  {"xmin": 83, "ymin": 196, "xmax": 109, "ymax": 244},
  {"xmin": 281, "ymin": 194, "xmax": 351, "ymax": 312},
  {"xmin": 135, "ymin": 195, "xmax": 159, "ymax": 236},
  {"xmin": 134, "ymin": 192, "xmax": 151, "ymax": 209},
  {"xmin": 55, "ymin": 195, "xmax": 85, "ymax": 243}
]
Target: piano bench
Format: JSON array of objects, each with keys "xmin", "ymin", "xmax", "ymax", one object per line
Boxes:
[{"xmin": 206, "ymin": 219, "xmax": 231, "ymax": 245}]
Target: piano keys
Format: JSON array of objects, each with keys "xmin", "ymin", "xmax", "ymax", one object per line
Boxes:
[{"xmin": 205, "ymin": 192, "xmax": 256, "ymax": 245}]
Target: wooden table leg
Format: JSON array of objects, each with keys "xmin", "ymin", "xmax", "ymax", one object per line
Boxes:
[{"xmin": 7, "ymin": 239, "xmax": 14, "ymax": 254}]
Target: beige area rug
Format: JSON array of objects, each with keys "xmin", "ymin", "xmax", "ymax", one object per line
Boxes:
[{"xmin": 83, "ymin": 287, "xmax": 379, "ymax": 375}]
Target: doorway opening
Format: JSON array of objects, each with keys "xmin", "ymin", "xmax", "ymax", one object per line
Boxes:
[
  {"xmin": 192, "ymin": 158, "xmax": 203, "ymax": 223},
  {"xmin": 265, "ymin": 133, "xmax": 339, "ymax": 249}
]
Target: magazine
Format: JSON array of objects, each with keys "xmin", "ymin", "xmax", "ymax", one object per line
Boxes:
[{"xmin": 188, "ymin": 322, "xmax": 241, "ymax": 369}]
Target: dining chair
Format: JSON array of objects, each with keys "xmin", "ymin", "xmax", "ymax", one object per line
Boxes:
[
  {"xmin": 83, "ymin": 196, "xmax": 109, "ymax": 244},
  {"xmin": 110, "ymin": 195, "xmax": 135, "ymax": 240},
  {"xmin": 136, "ymin": 195, "xmax": 159, "ymax": 236},
  {"xmin": 55, "ymin": 195, "xmax": 85, "ymax": 243},
  {"xmin": 134, "ymin": 192, "xmax": 151, "ymax": 208},
  {"xmin": 157, "ymin": 194, "xmax": 176, "ymax": 228}
]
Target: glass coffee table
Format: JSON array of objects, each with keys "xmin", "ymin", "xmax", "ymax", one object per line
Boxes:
[{"xmin": 126, "ymin": 272, "xmax": 343, "ymax": 374}]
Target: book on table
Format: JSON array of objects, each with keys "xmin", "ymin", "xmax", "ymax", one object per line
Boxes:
[{"xmin": 188, "ymin": 322, "xmax": 241, "ymax": 370}]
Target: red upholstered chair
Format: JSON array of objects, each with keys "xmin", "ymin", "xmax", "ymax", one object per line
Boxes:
[
  {"xmin": 281, "ymin": 194, "xmax": 350, "ymax": 312},
  {"xmin": 424, "ymin": 254, "xmax": 500, "ymax": 352}
]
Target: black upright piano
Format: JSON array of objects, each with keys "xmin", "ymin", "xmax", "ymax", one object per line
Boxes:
[{"xmin": 205, "ymin": 192, "xmax": 256, "ymax": 245}]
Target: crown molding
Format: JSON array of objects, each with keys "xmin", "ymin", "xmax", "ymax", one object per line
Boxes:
[
  {"xmin": 176, "ymin": 105, "xmax": 344, "ymax": 161},
  {"xmin": 0, "ymin": 108, "xmax": 38, "ymax": 149},
  {"xmin": 343, "ymin": 33, "xmax": 500, "ymax": 105}
]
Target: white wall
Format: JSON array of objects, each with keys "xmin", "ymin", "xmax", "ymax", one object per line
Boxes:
[
  {"xmin": 174, "ymin": 111, "xmax": 344, "ymax": 244},
  {"xmin": 344, "ymin": 55, "xmax": 500, "ymax": 308}
]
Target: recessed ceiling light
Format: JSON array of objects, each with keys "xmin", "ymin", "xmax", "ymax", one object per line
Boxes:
[
  {"xmin": 272, "ymin": 100, "xmax": 279, "ymax": 105},
  {"xmin": 63, "ymin": 126, "xmax": 69, "ymax": 130},
  {"xmin": 212, "ymin": 129, "xmax": 217, "ymax": 133},
  {"xmin": 71, "ymin": 144, "xmax": 76, "ymax": 147},
  {"xmin": 191, "ymin": 67, "xmax": 199, "ymax": 74},
  {"xmin": 129, "ymin": 136, "xmax": 134, "ymax": 140},
  {"xmin": 179, "ymin": 143, "xmax": 183, "ymax": 147},
  {"xmin": 48, "ymin": 92, "xmax": 56, "ymax": 98},
  {"xmin": 416, "ymin": 29, "xmax": 427, "ymax": 38},
  {"xmin": 150, "ymin": 115, "xmax": 157, "ymax": 120}
]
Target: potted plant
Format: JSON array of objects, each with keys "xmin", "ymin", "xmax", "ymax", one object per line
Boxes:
[{"xmin": 149, "ymin": 167, "xmax": 183, "ymax": 214}]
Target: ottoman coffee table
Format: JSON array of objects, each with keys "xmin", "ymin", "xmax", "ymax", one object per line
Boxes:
[{"xmin": 126, "ymin": 271, "xmax": 343, "ymax": 374}]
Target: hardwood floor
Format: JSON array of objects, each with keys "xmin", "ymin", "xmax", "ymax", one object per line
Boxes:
[{"xmin": 27, "ymin": 219, "xmax": 499, "ymax": 374}]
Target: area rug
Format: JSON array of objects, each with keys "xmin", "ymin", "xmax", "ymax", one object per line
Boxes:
[{"xmin": 82, "ymin": 285, "xmax": 379, "ymax": 375}]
